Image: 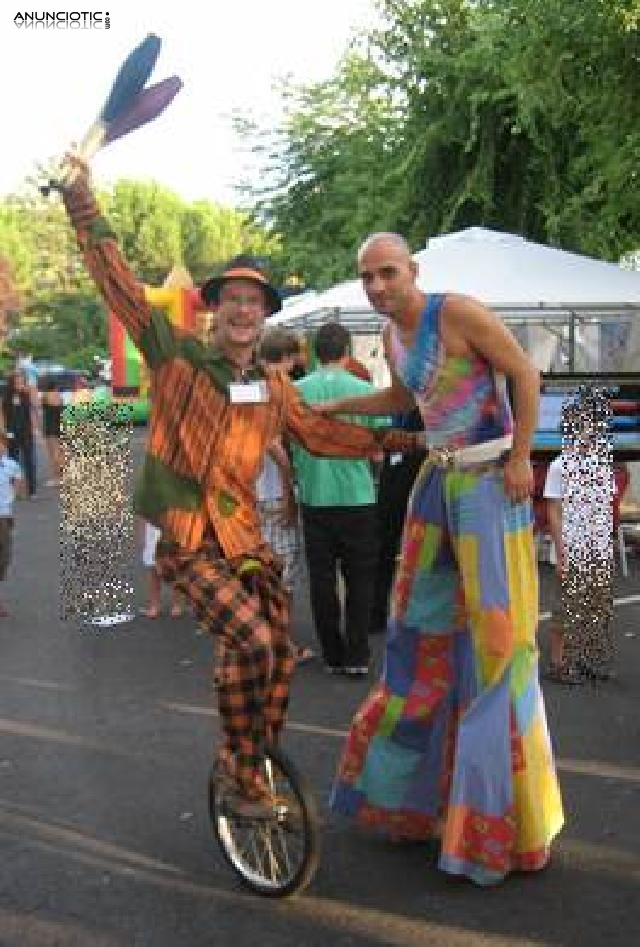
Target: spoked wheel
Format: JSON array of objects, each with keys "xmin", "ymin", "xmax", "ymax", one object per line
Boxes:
[{"xmin": 208, "ymin": 744, "xmax": 320, "ymax": 897}]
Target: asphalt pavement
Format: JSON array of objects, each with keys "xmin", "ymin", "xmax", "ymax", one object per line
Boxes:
[{"xmin": 0, "ymin": 433, "xmax": 639, "ymax": 947}]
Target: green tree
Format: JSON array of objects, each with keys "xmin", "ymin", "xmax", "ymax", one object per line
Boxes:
[
  {"xmin": 10, "ymin": 291, "xmax": 108, "ymax": 370},
  {"xmin": 181, "ymin": 199, "xmax": 281, "ymax": 285},
  {"xmin": 0, "ymin": 191, "xmax": 91, "ymax": 297},
  {"xmin": 237, "ymin": 52, "xmax": 404, "ymax": 287},
  {"xmin": 106, "ymin": 180, "xmax": 185, "ymax": 284},
  {"xmin": 240, "ymin": 0, "xmax": 640, "ymax": 284}
]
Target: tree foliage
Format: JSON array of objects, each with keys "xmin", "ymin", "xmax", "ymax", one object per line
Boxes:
[
  {"xmin": 240, "ymin": 0, "xmax": 640, "ymax": 287},
  {"xmin": 13, "ymin": 291, "xmax": 108, "ymax": 368}
]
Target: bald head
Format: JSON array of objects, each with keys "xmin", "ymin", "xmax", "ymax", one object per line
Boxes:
[
  {"xmin": 357, "ymin": 232, "xmax": 413, "ymax": 265},
  {"xmin": 357, "ymin": 232, "xmax": 423, "ymax": 322}
]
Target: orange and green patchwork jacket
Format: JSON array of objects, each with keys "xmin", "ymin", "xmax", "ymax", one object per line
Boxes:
[{"xmin": 63, "ymin": 180, "xmax": 422, "ymax": 558}]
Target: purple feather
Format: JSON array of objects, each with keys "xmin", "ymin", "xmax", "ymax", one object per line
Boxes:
[
  {"xmin": 99, "ymin": 34, "xmax": 162, "ymax": 124},
  {"xmin": 103, "ymin": 76, "xmax": 183, "ymax": 146}
]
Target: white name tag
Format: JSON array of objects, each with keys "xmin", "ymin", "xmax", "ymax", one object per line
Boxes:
[
  {"xmin": 390, "ymin": 453, "xmax": 404, "ymax": 466},
  {"xmin": 228, "ymin": 381, "xmax": 269, "ymax": 404}
]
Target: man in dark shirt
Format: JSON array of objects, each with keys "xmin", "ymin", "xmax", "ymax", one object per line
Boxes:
[{"xmin": 370, "ymin": 407, "xmax": 426, "ymax": 635}]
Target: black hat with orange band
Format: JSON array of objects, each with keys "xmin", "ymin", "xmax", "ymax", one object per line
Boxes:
[{"xmin": 200, "ymin": 254, "xmax": 282, "ymax": 315}]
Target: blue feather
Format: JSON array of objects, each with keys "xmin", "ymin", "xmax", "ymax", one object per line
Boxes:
[{"xmin": 99, "ymin": 34, "xmax": 161, "ymax": 124}]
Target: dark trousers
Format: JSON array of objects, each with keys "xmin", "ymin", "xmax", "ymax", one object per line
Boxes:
[
  {"xmin": 0, "ymin": 517, "xmax": 14, "ymax": 581},
  {"xmin": 370, "ymin": 451, "xmax": 425, "ymax": 633},
  {"xmin": 301, "ymin": 504, "xmax": 378, "ymax": 668},
  {"xmin": 9, "ymin": 439, "xmax": 36, "ymax": 496}
]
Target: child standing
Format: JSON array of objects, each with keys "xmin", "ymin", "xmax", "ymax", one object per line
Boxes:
[
  {"xmin": 140, "ymin": 519, "xmax": 185, "ymax": 619},
  {"xmin": 0, "ymin": 429, "xmax": 25, "ymax": 618}
]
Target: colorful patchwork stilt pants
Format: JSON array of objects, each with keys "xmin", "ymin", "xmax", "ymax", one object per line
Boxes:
[
  {"xmin": 156, "ymin": 539, "xmax": 294, "ymax": 798},
  {"xmin": 330, "ymin": 463, "xmax": 564, "ymax": 885}
]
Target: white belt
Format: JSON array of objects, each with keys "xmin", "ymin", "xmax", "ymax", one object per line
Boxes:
[{"xmin": 426, "ymin": 434, "xmax": 513, "ymax": 469}]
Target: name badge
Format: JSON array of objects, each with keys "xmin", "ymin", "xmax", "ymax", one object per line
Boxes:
[
  {"xmin": 228, "ymin": 381, "xmax": 269, "ymax": 404},
  {"xmin": 390, "ymin": 453, "xmax": 404, "ymax": 466}
]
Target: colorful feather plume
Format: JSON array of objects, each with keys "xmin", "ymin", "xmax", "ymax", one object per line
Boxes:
[{"xmin": 41, "ymin": 33, "xmax": 181, "ymax": 194}]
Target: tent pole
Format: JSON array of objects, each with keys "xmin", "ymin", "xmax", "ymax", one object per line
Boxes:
[{"xmin": 569, "ymin": 312, "xmax": 576, "ymax": 372}]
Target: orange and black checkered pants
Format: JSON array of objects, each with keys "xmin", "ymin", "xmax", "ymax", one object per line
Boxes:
[{"xmin": 155, "ymin": 538, "xmax": 294, "ymax": 797}]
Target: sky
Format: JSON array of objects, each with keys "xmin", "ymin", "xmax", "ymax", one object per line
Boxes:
[{"xmin": 1, "ymin": 0, "xmax": 375, "ymax": 206}]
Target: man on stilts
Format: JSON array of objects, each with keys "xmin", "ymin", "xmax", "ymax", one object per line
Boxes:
[{"xmin": 323, "ymin": 233, "xmax": 564, "ymax": 885}]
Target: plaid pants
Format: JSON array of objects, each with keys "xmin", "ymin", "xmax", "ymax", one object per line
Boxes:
[{"xmin": 156, "ymin": 537, "xmax": 294, "ymax": 797}]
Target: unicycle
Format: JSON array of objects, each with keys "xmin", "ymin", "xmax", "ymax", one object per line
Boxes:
[{"xmin": 208, "ymin": 743, "xmax": 320, "ymax": 897}]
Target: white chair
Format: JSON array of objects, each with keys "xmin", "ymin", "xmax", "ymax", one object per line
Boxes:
[{"xmin": 616, "ymin": 515, "xmax": 640, "ymax": 577}]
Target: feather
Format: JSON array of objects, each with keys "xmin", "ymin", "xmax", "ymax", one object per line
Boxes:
[
  {"xmin": 40, "ymin": 33, "xmax": 170, "ymax": 196},
  {"xmin": 77, "ymin": 121, "xmax": 109, "ymax": 160},
  {"xmin": 103, "ymin": 76, "xmax": 183, "ymax": 146},
  {"xmin": 99, "ymin": 33, "xmax": 162, "ymax": 124}
]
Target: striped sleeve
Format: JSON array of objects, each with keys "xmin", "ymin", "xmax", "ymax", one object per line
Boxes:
[
  {"xmin": 62, "ymin": 178, "xmax": 153, "ymax": 352},
  {"xmin": 280, "ymin": 375, "xmax": 390, "ymax": 457},
  {"xmin": 282, "ymin": 376, "xmax": 425, "ymax": 457}
]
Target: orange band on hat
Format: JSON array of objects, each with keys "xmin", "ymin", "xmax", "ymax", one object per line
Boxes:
[{"xmin": 221, "ymin": 267, "xmax": 268, "ymax": 284}]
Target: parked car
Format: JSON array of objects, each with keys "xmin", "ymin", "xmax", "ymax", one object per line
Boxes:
[{"xmin": 37, "ymin": 370, "xmax": 91, "ymax": 394}]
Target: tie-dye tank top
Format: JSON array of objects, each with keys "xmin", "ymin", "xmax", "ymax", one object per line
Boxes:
[{"xmin": 389, "ymin": 294, "xmax": 513, "ymax": 449}]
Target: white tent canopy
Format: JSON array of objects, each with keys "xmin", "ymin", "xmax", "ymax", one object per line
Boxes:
[
  {"xmin": 273, "ymin": 227, "xmax": 640, "ymax": 372},
  {"xmin": 417, "ymin": 227, "xmax": 640, "ymax": 308}
]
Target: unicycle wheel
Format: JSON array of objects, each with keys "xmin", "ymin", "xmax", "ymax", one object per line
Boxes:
[{"xmin": 208, "ymin": 744, "xmax": 320, "ymax": 897}]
